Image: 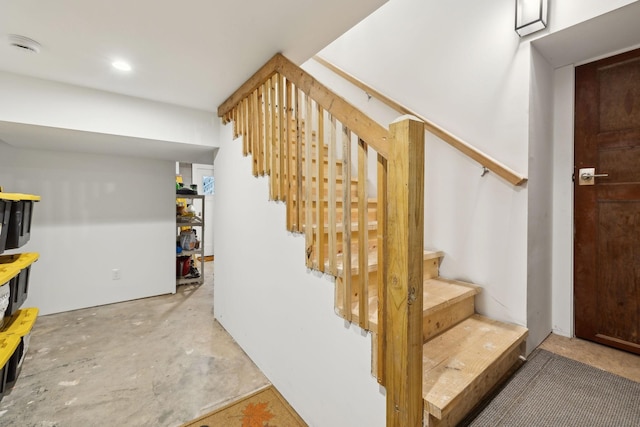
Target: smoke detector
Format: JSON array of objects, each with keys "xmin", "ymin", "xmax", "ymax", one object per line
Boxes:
[{"xmin": 8, "ymin": 35, "xmax": 42, "ymax": 54}]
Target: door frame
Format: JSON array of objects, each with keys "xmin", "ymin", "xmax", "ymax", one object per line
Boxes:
[
  {"xmin": 551, "ymin": 55, "xmax": 640, "ymax": 338},
  {"xmin": 541, "ymin": 34, "xmax": 640, "ymax": 340}
]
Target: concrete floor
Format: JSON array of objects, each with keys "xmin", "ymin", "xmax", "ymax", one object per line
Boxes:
[{"xmin": 0, "ymin": 261, "xmax": 269, "ymax": 427}]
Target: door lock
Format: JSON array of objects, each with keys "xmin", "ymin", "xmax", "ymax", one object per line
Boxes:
[{"xmin": 578, "ymin": 167, "xmax": 609, "ymax": 185}]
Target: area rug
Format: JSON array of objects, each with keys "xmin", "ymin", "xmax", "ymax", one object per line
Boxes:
[
  {"xmin": 465, "ymin": 349, "xmax": 640, "ymax": 426},
  {"xmin": 181, "ymin": 385, "xmax": 307, "ymax": 427}
]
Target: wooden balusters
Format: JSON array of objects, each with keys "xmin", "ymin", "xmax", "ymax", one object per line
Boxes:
[
  {"xmin": 241, "ymin": 97, "xmax": 248, "ymax": 157},
  {"xmin": 232, "ymin": 106, "xmax": 238, "ymax": 140},
  {"xmin": 304, "ymin": 94, "xmax": 314, "ymax": 268},
  {"xmin": 251, "ymin": 88, "xmax": 258, "ymax": 176},
  {"xmin": 341, "ymin": 125, "xmax": 353, "ymax": 322},
  {"xmin": 264, "ymin": 79, "xmax": 272, "ymax": 178},
  {"xmin": 257, "ymin": 87, "xmax": 265, "ymax": 175},
  {"xmin": 295, "ymin": 88, "xmax": 303, "ymax": 233},
  {"xmin": 316, "ymin": 104, "xmax": 326, "ymax": 270},
  {"xmin": 376, "ymin": 153, "xmax": 388, "ymax": 385},
  {"xmin": 327, "ymin": 115, "xmax": 338, "ymax": 276},
  {"xmin": 286, "ymin": 80, "xmax": 295, "ymax": 231},
  {"xmin": 246, "ymin": 94, "xmax": 255, "ymax": 164},
  {"xmin": 278, "ymin": 74, "xmax": 286, "ymax": 201},
  {"xmin": 357, "ymin": 138, "xmax": 369, "ymax": 330},
  {"xmin": 270, "ymin": 75, "xmax": 278, "ymax": 200}
]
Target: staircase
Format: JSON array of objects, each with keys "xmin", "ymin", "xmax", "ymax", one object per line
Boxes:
[
  {"xmin": 218, "ymin": 53, "xmax": 528, "ymax": 426},
  {"xmin": 324, "ymin": 142, "xmax": 528, "ymax": 427}
]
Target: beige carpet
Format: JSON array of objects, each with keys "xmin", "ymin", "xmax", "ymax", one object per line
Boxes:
[{"xmin": 181, "ymin": 385, "xmax": 307, "ymax": 427}]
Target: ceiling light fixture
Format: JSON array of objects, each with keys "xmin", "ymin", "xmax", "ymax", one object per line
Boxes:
[
  {"xmin": 112, "ymin": 60, "xmax": 132, "ymax": 72},
  {"xmin": 8, "ymin": 34, "xmax": 41, "ymax": 53}
]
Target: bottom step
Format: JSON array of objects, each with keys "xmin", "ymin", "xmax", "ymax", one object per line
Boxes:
[{"xmin": 423, "ymin": 314, "xmax": 528, "ymax": 427}]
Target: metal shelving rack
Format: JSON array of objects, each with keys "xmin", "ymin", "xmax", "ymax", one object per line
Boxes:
[{"xmin": 176, "ymin": 193, "xmax": 205, "ymax": 286}]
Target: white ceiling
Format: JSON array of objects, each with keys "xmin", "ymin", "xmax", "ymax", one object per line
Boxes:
[{"xmin": 0, "ymin": 0, "xmax": 386, "ymax": 112}]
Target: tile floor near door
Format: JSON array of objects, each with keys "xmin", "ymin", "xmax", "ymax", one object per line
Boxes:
[
  {"xmin": 0, "ymin": 262, "xmax": 269, "ymax": 427},
  {"xmin": 538, "ymin": 332, "xmax": 640, "ymax": 383}
]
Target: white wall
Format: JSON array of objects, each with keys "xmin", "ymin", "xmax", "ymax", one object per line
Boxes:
[
  {"xmin": 306, "ymin": 0, "xmax": 640, "ymax": 347},
  {"xmin": 0, "ymin": 142, "xmax": 175, "ymax": 315},
  {"xmin": 314, "ymin": 0, "xmax": 531, "ymax": 329},
  {"xmin": 0, "ymin": 71, "xmax": 218, "ymax": 147},
  {"xmin": 214, "ymin": 125, "xmax": 385, "ymax": 427},
  {"xmin": 526, "ymin": 46, "xmax": 554, "ymax": 348},
  {"xmin": 551, "ymin": 65, "xmax": 575, "ymax": 336}
]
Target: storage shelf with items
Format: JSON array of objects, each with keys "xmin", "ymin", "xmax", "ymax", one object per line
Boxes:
[
  {"xmin": 176, "ymin": 193, "xmax": 205, "ymax": 286},
  {"xmin": 0, "ymin": 190, "xmax": 40, "ymax": 401}
]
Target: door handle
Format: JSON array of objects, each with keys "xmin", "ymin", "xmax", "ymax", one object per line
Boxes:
[{"xmin": 578, "ymin": 167, "xmax": 609, "ymax": 185}]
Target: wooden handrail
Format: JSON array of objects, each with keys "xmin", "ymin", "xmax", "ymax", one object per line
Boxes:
[
  {"xmin": 219, "ymin": 53, "xmax": 390, "ymax": 159},
  {"xmin": 313, "ymin": 55, "xmax": 528, "ymax": 186}
]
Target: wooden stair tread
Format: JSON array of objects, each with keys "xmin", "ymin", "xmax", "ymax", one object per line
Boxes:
[
  {"xmin": 333, "ymin": 250, "xmax": 443, "ymax": 276},
  {"xmin": 312, "ymin": 221, "xmax": 378, "ymax": 233},
  {"xmin": 301, "ymin": 221, "xmax": 378, "ymax": 238},
  {"xmin": 292, "ymin": 196, "xmax": 377, "ymax": 205},
  {"xmin": 422, "ymin": 314, "xmax": 528, "ymax": 419},
  {"xmin": 345, "ymin": 274, "xmax": 479, "ymax": 333},
  {"xmin": 423, "ymin": 278, "xmax": 480, "ymax": 314},
  {"xmin": 291, "ymin": 174, "xmax": 358, "ymax": 183},
  {"xmin": 348, "ymin": 295, "xmax": 379, "ymax": 328}
]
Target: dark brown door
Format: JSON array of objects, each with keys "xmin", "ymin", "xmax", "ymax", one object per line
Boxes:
[{"xmin": 575, "ymin": 47, "xmax": 640, "ymax": 355}]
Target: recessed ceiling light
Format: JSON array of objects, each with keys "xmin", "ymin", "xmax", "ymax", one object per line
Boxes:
[
  {"xmin": 112, "ymin": 60, "xmax": 132, "ymax": 72},
  {"xmin": 8, "ymin": 34, "xmax": 41, "ymax": 54}
]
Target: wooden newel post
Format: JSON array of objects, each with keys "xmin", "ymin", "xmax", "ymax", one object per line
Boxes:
[{"xmin": 385, "ymin": 116, "xmax": 425, "ymax": 427}]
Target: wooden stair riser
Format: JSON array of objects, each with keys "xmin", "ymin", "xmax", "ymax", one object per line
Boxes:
[
  {"xmin": 293, "ymin": 216, "xmax": 376, "ymax": 236},
  {"xmin": 291, "ymin": 173, "xmax": 357, "ymax": 188},
  {"xmin": 323, "ymin": 236, "xmax": 378, "ymax": 259},
  {"xmin": 294, "ymin": 203, "xmax": 378, "ymax": 230},
  {"xmin": 320, "ymin": 206, "xmax": 377, "ymax": 223},
  {"xmin": 301, "ymin": 183, "xmax": 358, "ymax": 199},
  {"xmin": 425, "ymin": 341, "xmax": 526, "ymax": 427},
  {"xmin": 334, "ymin": 257, "xmax": 442, "ymax": 330},
  {"xmin": 301, "ymin": 189, "xmax": 356, "ymax": 206},
  {"xmin": 422, "ymin": 316, "xmax": 528, "ymax": 425},
  {"xmin": 424, "ymin": 256, "xmax": 441, "ymax": 280},
  {"xmin": 330, "ymin": 224, "xmax": 377, "ymax": 242},
  {"xmin": 423, "ymin": 297, "xmax": 474, "ymax": 343},
  {"xmin": 272, "ymin": 157, "xmax": 345, "ymax": 178},
  {"xmin": 338, "ymin": 256, "xmax": 440, "ymax": 303},
  {"xmin": 294, "ymin": 198, "xmax": 377, "ymax": 223},
  {"xmin": 287, "ymin": 141, "xmax": 329, "ymax": 156}
]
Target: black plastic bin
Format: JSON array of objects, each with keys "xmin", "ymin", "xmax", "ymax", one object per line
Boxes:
[
  {"xmin": 6, "ymin": 200, "xmax": 33, "ymax": 250},
  {"xmin": 0, "ymin": 265, "xmax": 19, "ymax": 326},
  {"xmin": 0, "ymin": 193, "xmax": 40, "ymax": 252},
  {"xmin": 0, "ymin": 254, "xmax": 39, "ymax": 319},
  {"xmin": 1, "ymin": 308, "xmax": 38, "ymax": 384},
  {"xmin": 0, "ymin": 335, "xmax": 19, "ymax": 400},
  {"xmin": 0, "ymin": 198, "xmax": 11, "ymax": 255}
]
